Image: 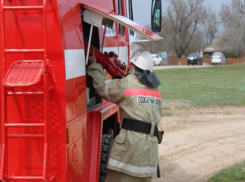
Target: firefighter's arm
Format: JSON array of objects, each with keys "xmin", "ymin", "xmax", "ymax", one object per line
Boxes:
[{"xmin": 87, "ymin": 63, "xmax": 125, "ymax": 104}]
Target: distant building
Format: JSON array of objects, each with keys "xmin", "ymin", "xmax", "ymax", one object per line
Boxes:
[
  {"xmin": 161, "ymin": 51, "xmax": 169, "ymax": 59},
  {"xmin": 203, "ymin": 39, "xmax": 226, "ymax": 57}
]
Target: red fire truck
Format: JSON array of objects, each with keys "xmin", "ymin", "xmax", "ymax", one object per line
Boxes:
[{"xmin": 0, "ymin": 0, "xmax": 162, "ymax": 181}]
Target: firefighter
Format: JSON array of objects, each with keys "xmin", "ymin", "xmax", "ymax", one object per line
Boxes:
[{"xmin": 87, "ymin": 42, "xmax": 163, "ymax": 182}]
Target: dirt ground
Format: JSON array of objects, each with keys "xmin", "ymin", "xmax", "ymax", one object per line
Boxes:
[{"xmin": 153, "ymin": 104, "xmax": 245, "ymax": 182}]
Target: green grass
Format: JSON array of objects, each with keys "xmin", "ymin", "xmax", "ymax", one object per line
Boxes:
[
  {"xmin": 154, "ymin": 64, "xmax": 245, "ymax": 107},
  {"xmin": 162, "ymin": 111, "xmax": 173, "ymax": 117},
  {"xmin": 162, "ymin": 106, "xmax": 171, "ymax": 110},
  {"xmin": 174, "ymin": 105, "xmax": 190, "ymax": 110},
  {"xmin": 207, "ymin": 160, "xmax": 245, "ymax": 182}
]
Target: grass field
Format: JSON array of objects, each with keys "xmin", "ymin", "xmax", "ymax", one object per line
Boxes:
[
  {"xmin": 207, "ymin": 160, "xmax": 245, "ymax": 182},
  {"xmin": 154, "ymin": 64, "xmax": 245, "ymax": 107},
  {"xmin": 155, "ymin": 64, "xmax": 245, "ymax": 181}
]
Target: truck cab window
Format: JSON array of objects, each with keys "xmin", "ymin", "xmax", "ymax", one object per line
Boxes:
[
  {"xmin": 116, "ymin": 0, "xmax": 124, "ymax": 36},
  {"xmin": 128, "ymin": 0, "xmax": 134, "ymax": 36}
]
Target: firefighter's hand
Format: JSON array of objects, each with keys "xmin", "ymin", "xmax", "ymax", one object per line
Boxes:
[{"xmin": 88, "ymin": 48, "xmax": 97, "ymax": 64}]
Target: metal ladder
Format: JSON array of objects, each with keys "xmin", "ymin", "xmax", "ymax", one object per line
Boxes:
[{"xmin": 0, "ymin": 0, "xmax": 54, "ymax": 181}]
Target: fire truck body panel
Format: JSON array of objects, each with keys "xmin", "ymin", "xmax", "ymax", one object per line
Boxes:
[
  {"xmin": 0, "ymin": 0, "xmax": 162, "ymax": 181},
  {"xmin": 60, "ymin": 6, "xmax": 86, "ymax": 182},
  {"xmin": 1, "ymin": 0, "xmax": 66, "ymax": 181},
  {"xmin": 0, "ymin": 1, "xmax": 123, "ymax": 181}
]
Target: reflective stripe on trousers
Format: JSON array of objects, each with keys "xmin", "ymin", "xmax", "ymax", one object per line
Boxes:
[{"xmin": 105, "ymin": 170, "xmax": 153, "ymax": 182}]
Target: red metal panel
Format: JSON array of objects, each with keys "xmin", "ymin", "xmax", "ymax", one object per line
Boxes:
[
  {"xmin": 84, "ymin": 102, "xmax": 120, "ymax": 182},
  {"xmin": 60, "ymin": 6, "xmax": 88, "ymax": 182},
  {"xmin": 60, "ymin": 6, "xmax": 84, "ymax": 50},
  {"xmin": 58, "ymin": 0, "xmax": 114, "ymax": 13},
  {"xmin": 60, "ymin": 6, "xmax": 87, "ymax": 123},
  {"xmin": 46, "ymin": 1, "xmax": 67, "ymax": 181},
  {"xmin": 85, "ymin": 111, "xmax": 102, "ymax": 182},
  {"xmin": 66, "ymin": 76, "xmax": 87, "ymax": 122},
  {"xmin": 67, "ymin": 115, "xmax": 87, "ymax": 182},
  {"xmin": 0, "ymin": 0, "xmax": 127, "ymax": 181}
]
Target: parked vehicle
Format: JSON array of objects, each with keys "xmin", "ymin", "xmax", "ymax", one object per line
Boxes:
[
  {"xmin": 152, "ymin": 54, "xmax": 162, "ymax": 65},
  {"xmin": 187, "ymin": 53, "xmax": 203, "ymax": 65},
  {"xmin": 211, "ymin": 52, "xmax": 226, "ymax": 65},
  {"xmin": 0, "ymin": 0, "xmax": 162, "ymax": 182}
]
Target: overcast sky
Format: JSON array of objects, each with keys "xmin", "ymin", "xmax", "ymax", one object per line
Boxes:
[{"xmin": 133, "ymin": 0, "xmax": 232, "ymax": 27}]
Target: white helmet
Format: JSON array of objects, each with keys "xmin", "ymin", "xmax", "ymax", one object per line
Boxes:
[{"xmin": 130, "ymin": 42, "xmax": 154, "ymax": 72}]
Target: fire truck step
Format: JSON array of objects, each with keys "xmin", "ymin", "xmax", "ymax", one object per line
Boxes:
[
  {"xmin": 3, "ymin": 6, "xmax": 43, "ymax": 10},
  {"xmin": 7, "ymin": 134, "xmax": 44, "ymax": 138},
  {"xmin": 3, "ymin": 60, "xmax": 44, "ymax": 87},
  {"xmin": 5, "ymin": 123, "xmax": 44, "ymax": 128},
  {"xmin": 5, "ymin": 49, "xmax": 44, "ymax": 53}
]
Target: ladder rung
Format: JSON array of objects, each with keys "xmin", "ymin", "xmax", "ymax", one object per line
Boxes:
[
  {"xmin": 5, "ymin": 49, "xmax": 44, "ymax": 53},
  {"xmin": 7, "ymin": 86, "xmax": 54, "ymax": 96},
  {"xmin": 3, "ymin": 6, "xmax": 43, "ymax": 10},
  {"xmin": 7, "ymin": 134, "xmax": 44, "ymax": 138},
  {"xmin": 7, "ymin": 91, "xmax": 44, "ymax": 95},
  {"xmin": 6, "ymin": 176, "xmax": 43, "ymax": 180},
  {"xmin": 5, "ymin": 123, "xmax": 44, "ymax": 128}
]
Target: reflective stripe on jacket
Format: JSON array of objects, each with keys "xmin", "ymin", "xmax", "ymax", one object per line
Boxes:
[{"xmin": 87, "ymin": 63, "xmax": 162, "ymax": 177}]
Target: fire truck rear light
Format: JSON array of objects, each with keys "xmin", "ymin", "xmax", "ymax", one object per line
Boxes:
[
  {"xmin": 3, "ymin": 6, "xmax": 43, "ymax": 10},
  {"xmin": 5, "ymin": 123, "xmax": 45, "ymax": 128}
]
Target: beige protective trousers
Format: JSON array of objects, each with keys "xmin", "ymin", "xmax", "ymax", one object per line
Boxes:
[{"xmin": 105, "ymin": 170, "xmax": 152, "ymax": 182}]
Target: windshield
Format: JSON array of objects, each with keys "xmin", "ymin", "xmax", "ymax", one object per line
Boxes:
[
  {"xmin": 189, "ymin": 53, "xmax": 199, "ymax": 57},
  {"xmin": 212, "ymin": 52, "xmax": 221, "ymax": 56}
]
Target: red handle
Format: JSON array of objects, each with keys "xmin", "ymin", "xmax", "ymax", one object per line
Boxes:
[{"xmin": 85, "ymin": 44, "xmax": 127, "ymax": 78}]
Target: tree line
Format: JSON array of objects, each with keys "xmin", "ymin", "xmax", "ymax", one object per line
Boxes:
[{"xmin": 146, "ymin": 0, "xmax": 245, "ymax": 58}]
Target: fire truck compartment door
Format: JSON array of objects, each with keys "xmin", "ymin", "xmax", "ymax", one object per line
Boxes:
[{"xmin": 83, "ymin": 5, "xmax": 163, "ymax": 41}]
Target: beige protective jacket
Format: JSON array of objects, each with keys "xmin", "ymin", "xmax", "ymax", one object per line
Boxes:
[{"xmin": 87, "ymin": 63, "xmax": 162, "ymax": 178}]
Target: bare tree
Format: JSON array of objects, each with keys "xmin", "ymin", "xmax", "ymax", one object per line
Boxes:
[
  {"xmin": 185, "ymin": 28, "xmax": 203, "ymax": 55},
  {"xmin": 220, "ymin": 0, "xmax": 245, "ymax": 55},
  {"xmin": 202, "ymin": 8, "xmax": 219, "ymax": 47},
  {"xmin": 144, "ymin": 0, "xmax": 218, "ymax": 57},
  {"xmin": 162, "ymin": 0, "xmax": 207, "ymax": 57}
]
